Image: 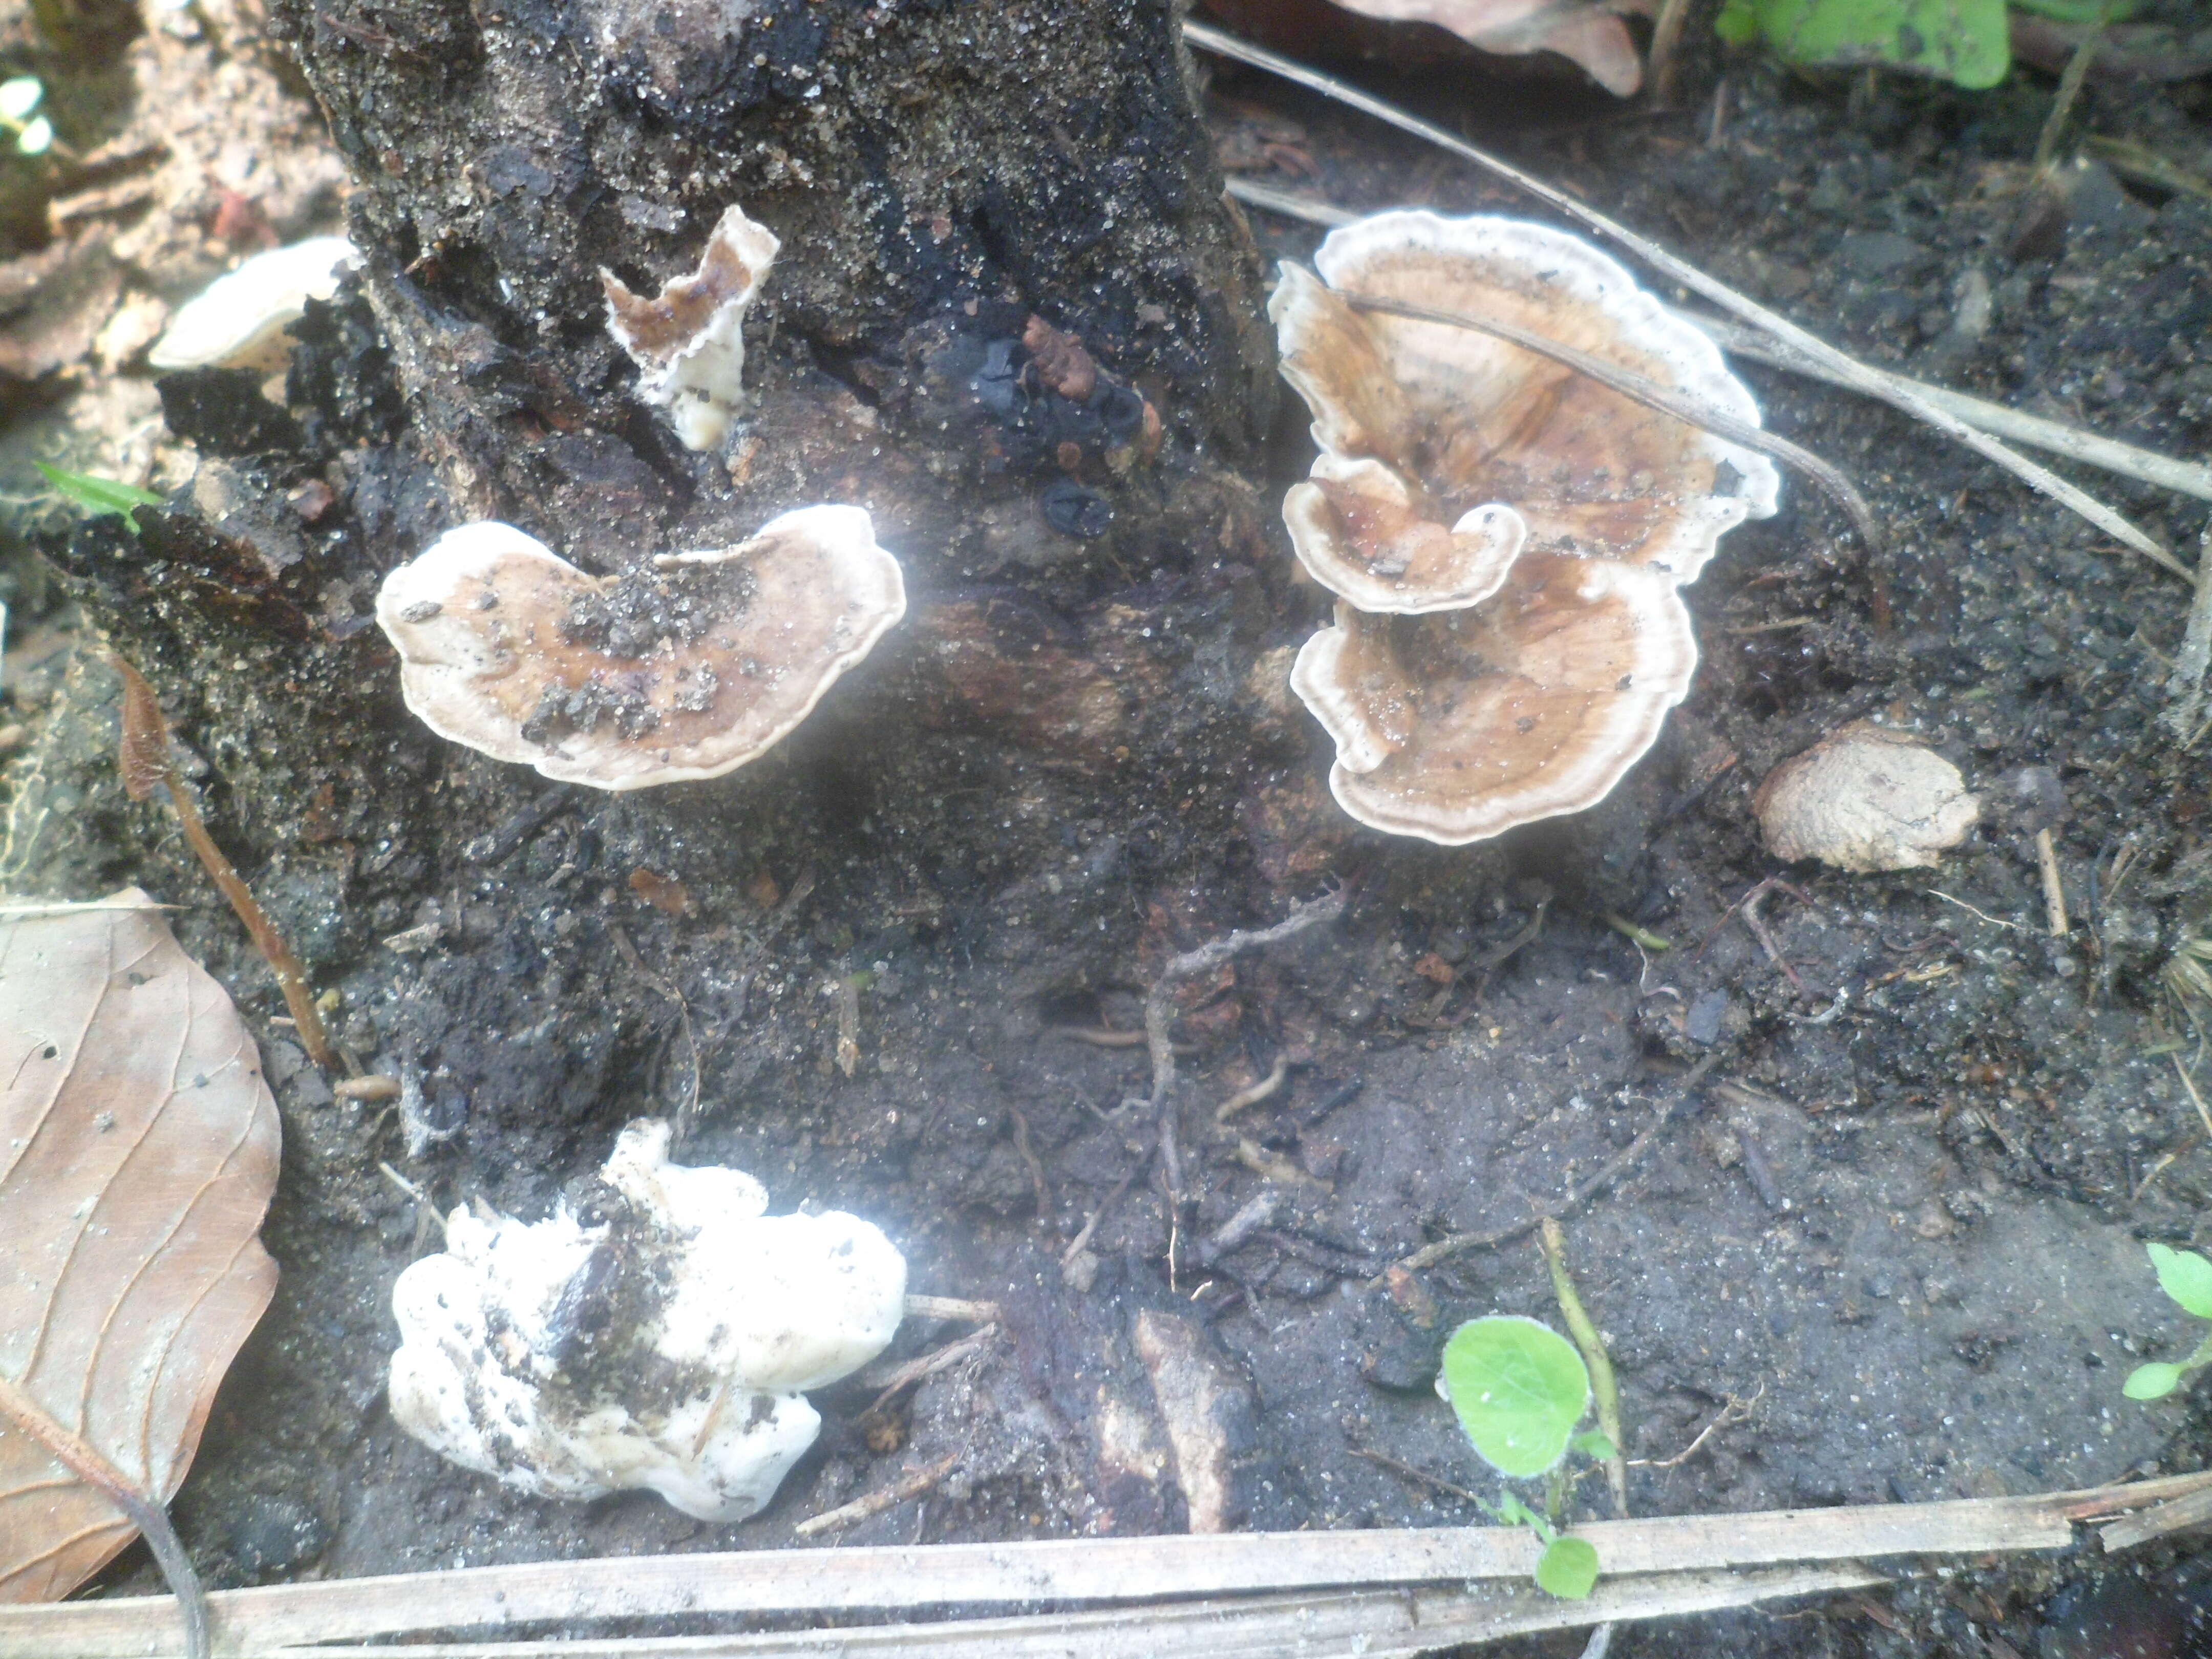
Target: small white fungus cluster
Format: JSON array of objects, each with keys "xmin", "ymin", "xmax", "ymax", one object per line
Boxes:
[{"xmin": 388, "ymin": 1120, "xmax": 905, "ymax": 1521}]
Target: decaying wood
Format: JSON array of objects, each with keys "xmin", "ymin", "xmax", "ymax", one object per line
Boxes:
[{"xmin": 4, "ymin": 1473, "xmax": 2204, "ymax": 1657}]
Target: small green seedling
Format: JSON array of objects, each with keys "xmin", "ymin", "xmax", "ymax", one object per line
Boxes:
[
  {"xmin": 0, "ymin": 76, "xmax": 51, "ymax": 157},
  {"xmin": 2124, "ymin": 1243, "xmax": 2212, "ymax": 1401},
  {"xmin": 1439, "ymin": 1315, "xmax": 1611, "ymax": 1599},
  {"xmin": 35, "ymin": 462, "xmax": 165, "ymax": 533},
  {"xmin": 1715, "ymin": 0, "xmax": 2136, "ymax": 91}
]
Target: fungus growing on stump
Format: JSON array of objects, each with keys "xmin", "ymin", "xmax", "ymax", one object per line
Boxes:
[
  {"xmin": 374, "ymin": 504, "xmax": 905, "ymax": 789},
  {"xmin": 148, "ymin": 236, "xmax": 358, "ymax": 372},
  {"xmin": 1270, "ymin": 211, "xmax": 1779, "ymax": 844},
  {"xmin": 388, "ymin": 1120, "xmax": 906, "ymax": 1522},
  {"xmin": 602, "ymin": 204, "xmax": 780, "ymax": 452}
]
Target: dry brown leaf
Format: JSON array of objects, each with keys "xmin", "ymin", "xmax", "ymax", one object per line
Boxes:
[
  {"xmin": 1318, "ymin": 0, "xmax": 1651, "ymax": 95},
  {"xmin": 0, "ymin": 892, "xmax": 281, "ymax": 1604}
]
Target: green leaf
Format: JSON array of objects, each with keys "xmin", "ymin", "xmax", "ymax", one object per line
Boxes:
[
  {"xmin": 1568, "ymin": 1429, "xmax": 1617, "ymax": 1462},
  {"xmin": 34, "ymin": 462, "xmax": 165, "ymax": 529},
  {"xmin": 1535, "ymin": 1536, "xmax": 1600, "ymax": 1600},
  {"xmin": 2147, "ymin": 1243, "xmax": 2212, "ymax": 1320},
  {"xmin": 0, "ymin": 77, "xmax": 40, "ymax": 122},
  {"xmin": 1493, "ymin": 1489, "xmax": 1552, "ymax": 1541},
  {"xmin": 1716, "ymin": 0, "xmax": 2010, "ymax": 90},
  {"xmin": 1440, "ymin": 1316, "xmax": 1591, "ymax": 1480},
  {"xmin": 2124, "ymin": 1362, "xmax": 2184, "ymax": 1400},
  {"xmin": 16, "ymin": 115, "xmax": 50, "ymax": 156}
]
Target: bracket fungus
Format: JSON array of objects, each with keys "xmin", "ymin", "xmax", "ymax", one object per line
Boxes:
[
  {"xmin": 389, "ymin": 1120, "xmax": 906, "ymax": 1522},
  {"xmin": 374, "ymin": 504, "xmax": 905, "ymax": 789},
  {"xmin": 1291, "ymin": 556, "xmax": 1697, "ymax": 844},
  {"xmin": 602, "ymin": 204, "xmax": 780, "ymax": 451},
  {"xmin": 147, "ymin": 236, "xmax": 358, "ymax": 372},
  {"xmin": 1270, "ymin": 211, "xmax": 1780, "ymax": 844}
]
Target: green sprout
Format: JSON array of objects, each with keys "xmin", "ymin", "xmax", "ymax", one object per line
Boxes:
[
  {"xmin": 1715, "ymin": 0, "xmax": 2136, "ymax": 91},
  {"xmin": 34, "ymin": 462, "xmax": 165, "ymax": 533},
  {"xmin": 2125, "ymin": 1243, "xmax": 2212, "ymax": 1401},
  {"xmin": 1438, "ymin": 1315, "xmax": 1611, "ymax": 1599},
  {"xmin": 0, "ymin": 76, "xmax": 51, "ymax": 156}
]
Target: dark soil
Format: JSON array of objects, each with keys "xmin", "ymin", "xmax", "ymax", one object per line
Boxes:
[{"xmin": 6, "ymin": 5, "xmax": 2212, "ymax": 1656}]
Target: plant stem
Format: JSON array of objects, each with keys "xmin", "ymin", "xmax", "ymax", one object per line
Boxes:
[
  {"xmin": 2032, "ymin": 0, "xmax": 2114, "ymax": 175},
  {"xmin": 0, "ymin": 1371, "xmax": 209, "ymax": 1659},
  {"xmin": 1541, "ymin": 1217, "xmax": 1628, "ymax": 1518},
  {"xmin": 111, "ymin": 655, "xmax": 335, "ymax": 1068}
]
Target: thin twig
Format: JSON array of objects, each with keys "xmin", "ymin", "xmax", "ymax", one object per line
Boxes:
[
  {"xmin": 1541, "ymin": 1217, "xmax": 1628, "ymax": 1519},
  {"xmin": 793, "ymin": 1453, "xmax": 960, "ymax": 1538},
  {"xmin": 1739, "ymin": 879, "xmax": 1813, "ymax": 1002},
  {"xmin": 1061, "ymin": 1154, "xmax": 1152, "ymax": 1270},
  {"xmin": 1392, "ymin": 1054, "xmax": 1721, "ymax": 1274},
  {"xmin": 1215, "ymin": 1054, "xmax": 1290, "ymax": 1124},
  {"xmin": 1185, "ymin": 22, "xmax": 2181, "ymax": 577},
  {"xmin": 1627, "ymin": 1386, "xmax": 1763, "ymax": 1469},
  {"xmin": 111, "ymin": 655, "xmax": 335, "ymax": 1068},
  {"xmin": 2032, "ymin": 0, "xmax": 2112, "ymax": 174},
  {"xmin": 608, "ymin": 923, "xmax": 700, "ymax": 1144},
  {"xmin": 0, "ymin": 1371, "xmax": 209, "ymax": 1659},
  {"xmin": 2163, "ymin": 526, "xmax": 2212, "ymax": 736},
  {"xmin": 2171, "ymin": 1055, "xmax": 2212, "ymax": 1142},
  {"xmin": 902, "ymin": 1295, "xmax": 1003, "ymax": 1325},
  {"xmin": 864, "ymin": 1328, "xmax": 998, "ymax": 1414},
  {"xmin": 1340, "ymin": 290, "xmax": 1883, "ymax": 553},
  {"xmin": 1348, "ymin": 1444, "xmax": 1490, "ymax": 1507},
  {"xmin": 2035, "ymin": 829, "xmax": 2070, "ymax": 938}
]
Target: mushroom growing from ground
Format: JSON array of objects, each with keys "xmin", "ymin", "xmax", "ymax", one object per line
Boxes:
[
  {"xmin": 147, "ymin": 236, "xmax": 357, "ymax": 372},
  {"xmin": 374, "ymin": 504, "xmax": 905, "ymax": 789},
  {"xmin": 1291, "ymin": 555, "xmax": 1697, "ymax": 844},
  {"xmin": 388, "ymin": 1120, "xmax": 906, "ymax": 1522},
  {"xmin": 602, "ymin": 204, "xmax": 780, "ymax": 452},
  {"xmin": 1269, "ymin": 210, "xmax": 1781, "ymax": 845},
  {"xmin": 1753, "ymin": 721, "xmax": 1980, "ymax": 873}
]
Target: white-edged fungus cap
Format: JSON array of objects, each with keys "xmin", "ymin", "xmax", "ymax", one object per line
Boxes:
[
  {"xmin": 386, "ymin": 1119, "xmax": 907, "ymax": 1522},
  {"xmin": 374, "ymin": 504, "xmax": 906, "ymax": 790},
  {"xmin": 147, "ymin": 236, "xmax": 358, "ymax": 373},
  {"xmin": 602, "ymin": 204, "xmax": 780, "ymax": 452},
  {"xmin": 1753, "ymin": 721, "xmax": 1980, "ymax": 873},
  {"xmin": 1269, "ymin": 212, "xmax": 1778, "ymax": 604},
  {"xmin": 1317, "ymin": 0, "xmax": 1651, "ymax": 96},
  {"xmin": 1289, "ymin": 554, "xmax": 1697, "ymax": 845}
]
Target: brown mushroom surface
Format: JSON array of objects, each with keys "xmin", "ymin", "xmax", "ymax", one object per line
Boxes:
[
  {"xmin": 1290, "ymin": 554, "xmax": 1696, "ymax": 845},
  {"xmin": 1270, "ymin": 212, "xmax": 1779, "ymax": 601},
  {"xmin": 375, "ymin": 505, "xmax": 904, "ymax": 790}
]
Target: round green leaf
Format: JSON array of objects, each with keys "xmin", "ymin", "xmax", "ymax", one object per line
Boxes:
[
  {"xmin": 15, "ymin": 115, "xmax": 50, "ymax": 156},
  {"xmin": 2125, "ymin": 1363, "xmax": 2185, "ymax": 1400},
  {"xmin": 0, "ymin": 77, "xmax": 40, "ymax": 122},
  {"xmin": 1439, "ymin": 1316, "xmax": 1590, "ymax": 1479},
  {"xmin": 1535, "ymin": 1536, "xmax": 1600, "ymax": 1600},
  {"xmin": 2147, "ymin": 1243, "xmax": 2212, "ymax": 1320}
]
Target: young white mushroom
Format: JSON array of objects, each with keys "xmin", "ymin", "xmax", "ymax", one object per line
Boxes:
[
  {"xmin": 374, "ymin": 504, "xmax": 906, "ymax": 790},
  {"xmin": 147, "ymin": 236, "xmax": 358, "ymax": 373},
  {"xmin": 1753, "ymin": 722, "xmax": 1980, "ymax": 873},
  {"xmin": 602, "ymin": 204, "xmax": 780, "ymax": 451},
  {"xmin": 388, "ymin": 1120, "xmax": 907, "ymax": 1522},
  {"xmin": 1290, "ymin": 555, "xmax": 1697, "ymax": 845}
]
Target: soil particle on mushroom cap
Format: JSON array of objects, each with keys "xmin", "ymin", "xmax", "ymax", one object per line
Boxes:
[{"xmin": 1753, "ymin": 721, "xmax": 1980, "ymax": 874}]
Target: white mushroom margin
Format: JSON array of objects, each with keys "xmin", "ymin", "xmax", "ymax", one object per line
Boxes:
[{"xmin": 388, "ymin": 1120, "xmax": 906, "ymax": 1522}]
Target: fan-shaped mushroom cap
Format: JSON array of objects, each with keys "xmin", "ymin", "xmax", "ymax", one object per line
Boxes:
[
  {"xmin": 1283, "ymin": 453, "xmax": 1527, "ymax": 614},
  {"xmin": 374, "ymin": 504, "xmax": 904, "ymax": 790},
  {"xmin": 1289, "ymin": 554, "xmax": 1697, "ymax": 845},
  {"xmin": 1270, "ymin": 213, "xmax": 1779, "ymax": 597},
  {"xmin": 147, "ymin": 236, "xmax": 357, "ymax": 372},
  {"xmin": 602, "ymin": 204, "xmax": 780, "ymax": 452}
]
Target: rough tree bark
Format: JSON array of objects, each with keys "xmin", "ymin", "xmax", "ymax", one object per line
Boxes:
[{"xmin": 11, "ymin": 0, "xmax": 1381, "ymax": 1179}]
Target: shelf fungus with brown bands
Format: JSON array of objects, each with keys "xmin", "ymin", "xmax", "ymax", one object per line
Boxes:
[
  {"xmin": 373, "ymin": 504, "xmax": 906, "ymax": 790},
  {"xmin": 602, "ymin": 203, "xmax": 779, "ymax": 452},
  {"xmin": 1271, "ymin": 210, "xmax": 1780, "ymax": 844}
]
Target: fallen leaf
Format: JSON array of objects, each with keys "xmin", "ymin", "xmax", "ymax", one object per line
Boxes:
[
  {"xmin": 0, "ymin": 892, "xmax": 281, "ymax": 1603},
  {"xmin": 1317, "ymin": 0, "xmax": 1652, "ymax": 95}
]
